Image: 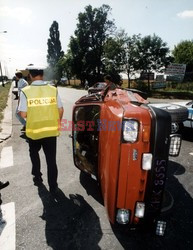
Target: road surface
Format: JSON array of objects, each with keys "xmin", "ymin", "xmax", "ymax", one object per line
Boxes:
[{"xmin": 0, "ymin": 87, "xmax": 193, "ymax": 249}]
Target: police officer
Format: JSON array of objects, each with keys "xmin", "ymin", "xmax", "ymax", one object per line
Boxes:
[{"xmin": 18, "ymin": 66, "xmax": 64, "ymax": 194}]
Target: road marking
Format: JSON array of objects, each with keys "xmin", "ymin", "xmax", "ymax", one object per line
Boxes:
[
  {"xmin": 189, "ymin": 152, "xmax": 193, "ymax": 156},
  {"xmin": 0, "ymin": 202, "xmax": 15, "ymax": 250},
  {"xmin": 0, "ymin": 146, "xmax": 13, "ymax": 168}
]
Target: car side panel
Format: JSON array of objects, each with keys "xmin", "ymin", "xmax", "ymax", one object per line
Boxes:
[
  {"xmin": 98, "ymin": 101, "xmax": 123, "ymax": 223},
  {"xmin": 144, "ymin": 107, "xmax": 171, "ymax": 221},
  {"xmin": 116, "ymin": 106, "xmax": 151, "ymax": 223}
]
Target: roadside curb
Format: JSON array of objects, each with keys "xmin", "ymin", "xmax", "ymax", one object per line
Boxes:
[{"xmin": 0, "ymin": 83, "xmax": 13, "ymax": 143}]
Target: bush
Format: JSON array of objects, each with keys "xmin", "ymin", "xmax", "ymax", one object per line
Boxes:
[{"xmin": 135, "ymin": 80, "xmax": 149, "ymax": 92}]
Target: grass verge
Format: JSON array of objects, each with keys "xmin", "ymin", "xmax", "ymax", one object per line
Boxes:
[
  {"xmin": 150, "ymin": 90, "xmax": 193, "ymax": 99},
  {"xmin": 0, "ymin": 82, "xmax": 11, "ymax": 131}
]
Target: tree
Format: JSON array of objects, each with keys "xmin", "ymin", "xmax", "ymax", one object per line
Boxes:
[
  {"xmin": 47, "ymin": 21, "xmax": 64, "ymax": 79},
  {"xmin": 103, "ymin": 30, "xmax": 128, "ymax": 84},
  {"xmin": 69, "ymin": 4, "xmax": 115, "ymax": 85},
  {"xmin": 56, "ymin": 53, "xmax": 72, "ymax": 84},
  {"xmin": 134, "ymin": 34, "xmax": 171, "ymax": 90},
  {"xmin": 123, "ymin": 34, "xmax": 141, "ymax": 88},
  {"xmin": 173, "ymin": 40, "xmax": 193, "ymax": 81}
]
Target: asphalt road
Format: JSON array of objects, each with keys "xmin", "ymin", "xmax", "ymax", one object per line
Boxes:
[{"xmin": 0, "ymin": 87, "xmax": 193, "ymax": 250}]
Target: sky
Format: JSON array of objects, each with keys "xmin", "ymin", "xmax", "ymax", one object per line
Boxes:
[{"xmin": 0, "ymin": 0, "xmax": 193, "ymax": 77}]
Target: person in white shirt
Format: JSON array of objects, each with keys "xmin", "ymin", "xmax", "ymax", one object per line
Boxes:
[{"xmin": 15, "ymin": 71, "xmax": 28, "ymax": 132}]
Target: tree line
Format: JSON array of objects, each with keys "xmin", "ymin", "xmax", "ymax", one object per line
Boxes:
[{"xmin": 46, "ymin": 4, "xmax": 193, "ymax": 87}]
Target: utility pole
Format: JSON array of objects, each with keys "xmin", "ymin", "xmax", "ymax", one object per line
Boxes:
[
  {"xmin": 0, "ymin": 61, "xmax": 4, "ymax": 87},
  {"xmin": 0, "ymin": 31, "xmax": 8, "ymax": 87}
]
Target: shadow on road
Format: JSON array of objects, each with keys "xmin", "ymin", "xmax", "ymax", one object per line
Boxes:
[
  {"xmin": 37, "ymin": 184, "xmax": 102, "ymax": 250},
  {"xmin": 111, "ymin": 160, "xmax": 193, "ymax": 249},
  {"xmin": 182, "ymin": 127, "xmax": 193, "ymax": 142},
  {"xmin": 79, "ymin": 171, "xmax": 103, "ymax": 205},
  {"xmin": 78, "ymin": 162, "xmax": 193, "ymax": 249},
  {"xmin": 0, "ymin": 193, "xmax": 6, "ymax": 236}
]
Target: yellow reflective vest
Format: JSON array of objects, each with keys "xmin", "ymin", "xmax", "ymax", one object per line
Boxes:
[{"xmin": 22, "ymin": 85, "xmax": 60, "ymax": 140}]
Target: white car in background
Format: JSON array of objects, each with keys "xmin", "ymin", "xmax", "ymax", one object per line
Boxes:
[{"xmin": 171, "ymin": 100, "xmax": 193, "ymax": 129}]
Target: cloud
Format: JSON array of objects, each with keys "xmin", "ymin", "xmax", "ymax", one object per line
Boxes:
[
  {"xmin": 177, "ymin": 10, "xmax": 193, "ymax": 19},
  {"xmin": 0, "ymin": 6, "xmax": 32, "ymax": 24}
]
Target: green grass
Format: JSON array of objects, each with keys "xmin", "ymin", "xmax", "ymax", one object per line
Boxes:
[
  {"xmin": 151, "ymin": 90, "xmax": 193, "ymax": 99},
  {"xmin": 121, "ymin": 79, "xmax": 193, "ymax": 99},
  {"xmin": 150, "ymin": 82, "xmax": 193, "ymax": 99},
  {"xmin": 58, "ymin": 79, "xmax": 84, "ymax": 89},
  {"xmin": 0, "ymin": 82, "xmax": 11, "ymax": 130}
]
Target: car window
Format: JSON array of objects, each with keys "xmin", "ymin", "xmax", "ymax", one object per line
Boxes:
[
  {"xmin": 98, "ymin": 83, "xmax": 106, "ymax": 88},
  {"xmin": 94, "ymin": 83, "xmax": 100, "ymax": 88},
  {"xmin": 92, "ymin": 82, "xmax": 106, "ymax": 88},
  {"xmin": 73, "ymin": 105, "xmax": 100, "ymax": 175}
]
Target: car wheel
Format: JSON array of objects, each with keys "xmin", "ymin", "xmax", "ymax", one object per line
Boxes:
[
  {"xmin": 149, "ymin": 103, "xmax": 189, "ymax": 126},
  {"xmin": 164, "ymin": 105, "xmax": 188, "ymax": 123}
]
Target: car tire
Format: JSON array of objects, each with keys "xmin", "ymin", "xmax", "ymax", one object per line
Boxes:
[
  {"xmin": 159, "ymin": 105, "xmax": 188, "ymax": 123},
  {"xmin": 178, "ymin": 122, "xmax": 184, "ymax": 133}
]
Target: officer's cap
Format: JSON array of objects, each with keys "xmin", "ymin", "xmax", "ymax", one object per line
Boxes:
[
  {"xmin": 15, "ymin": 71, "xmax": 23, "ymax": 77},
  {"xmin": 26, "ymin": 65, "xmax": 45, "ymax": 77},
  {"xmin": 26, "ymin": 65, "xmax": 45, "ymax": 71}
]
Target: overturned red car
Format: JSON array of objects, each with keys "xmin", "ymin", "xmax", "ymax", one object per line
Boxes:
[{"xmin": 71, "ymin": 86, "xmax": 186, "ymax": 235}]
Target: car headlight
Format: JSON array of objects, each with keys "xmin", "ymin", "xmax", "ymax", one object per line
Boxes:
[
  {"xmin": 135, "ymin": 202, "xmax": 145, "ymax": 218},
  {"xmin": 116, "ymin": 209, "xmax": 130, "ymax": 224},
  {"xmin": 123, "ymin": 119, "xmax": 139, "ymax": 143},
  {"xmin": 169, "ymin": 134, "xmax": 182, "ymax": 157},
  {"xmin": 142, "ymin": 153, "xmax": 152, "ymax": 170}
]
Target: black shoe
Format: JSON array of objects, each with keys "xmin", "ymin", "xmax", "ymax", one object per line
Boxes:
[
  {"xmin": 33, "ymin": 176, "xmax": 43, "ymax": 186},
  {"xmin": 0, "ymin": 181, "xmax": 9, "ymax": 190},
  {"xmin": 21, "ymin": 126, "xmax": 26, "ymax": 132}
]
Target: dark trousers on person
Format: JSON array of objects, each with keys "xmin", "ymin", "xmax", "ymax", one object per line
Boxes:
[{"xmin": 28, "ymin": 136, "xmax": 58, "ymax": 190}]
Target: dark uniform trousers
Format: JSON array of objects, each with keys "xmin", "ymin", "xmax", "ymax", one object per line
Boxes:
[{"xmin": 28, "ymin": 136, "xmax": 58, "ymax": 189}]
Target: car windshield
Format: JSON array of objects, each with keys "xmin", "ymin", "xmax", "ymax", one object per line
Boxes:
[
  {"xmin": 94, "ymin": 82, "xmax": 106, "ymax": 88},
  {"xmin": 73, "ymin": 105, "xmax": 100, "ymax": 175}
]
